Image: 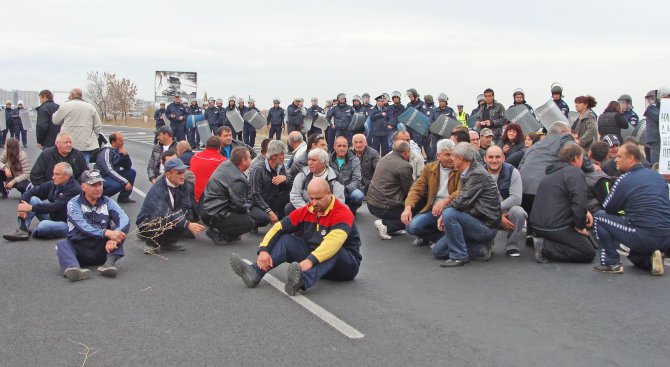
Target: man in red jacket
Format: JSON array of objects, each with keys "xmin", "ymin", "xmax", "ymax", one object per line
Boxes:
[{"xmin": 190, "ymin": 136, "xmax": 226, "ymax": 202}]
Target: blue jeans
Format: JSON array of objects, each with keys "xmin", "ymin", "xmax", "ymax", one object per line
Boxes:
[
  {"xmin": 594, "ymin": 211, "xmax": 670, "ymax": 269},
  {"xmin": 433, "ymin": 208, "xmax": 497, "ymax": 260},
  {"xmin": 102, "ymin": 169, "xmax": 136, "ymax": 200},
  {"xmin": 406, "ymin": 211, "xmax": 442, "ymax": 243},
  {"xmin": 23, "ymin": 197, "xmax": 68, "ymax": 238},
  {"xmin": 345, "ymin": 189, "xmax": 365, "ymax": 214},
  {"xmin": 56, "ymin": 238, "xmax": 124, "ymax": 273},
  {"xmin": 251, "ymin": 234, "xmax": 359, "ymax": 290}
]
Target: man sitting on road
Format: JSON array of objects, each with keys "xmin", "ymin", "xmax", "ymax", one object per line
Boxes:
[
  {"xmin": 437, "ymin": 143, "xmax": 502, "ymax": 266},
  {"xmin": 484, "ymin": 145, "xmax": 527, "ymax": 257},
  {"xmin": 288, "ymin": 132, "xmax": 328, "ymax": 183},
  {"xmin": 529, "ymin": 144, "xmax": 596, "ymax": 264},
  {"xmin": 390, "ymin": 130, "xmax": 424, "ymax": 180},
  {"xmin": 230, "ymin": 177, "xmax": 362, "ymax": 296},
  {"xmin": 367, "ymin": 141, "xmax": 414, "ymax": 240},
  {"xmin": 30, "ymin": 133, "xmax": 87, "ymax": 186},
  {"xmin": 190, "ymin": 136, "xmax": 226, "ymax": 203},
  {"xmin": 148, "ymin": 126, "xmax": 178, "ymax": 184},
  {"xmin": 94, "ymin": 132, "xmax": 136, "ymax": 203},
  {"xmin": 329, "ymin": 136, "xmax": 364, "ymax": 214},
  {"xmin": 402, "ymin": 139, "xmax": 461, "ymax": 247},
  {"xmin": 351, "ymin": 133, "xmax": 379, "ymax": 194},
  {"xmin": 55, "ymin": 170, "xmax": 129, "ymax": 282},
  {"xmin": 287, "ymin": 148, "xmax": 345, "ymax": 215},
  {"xmin": 200, "ymin": 147, "xmax": 256, "ymax": 244},
  {"xmin": 3, "ymin": 163, "xmax": 81, "ymax": 241},
  {"xmin": 217, "ymin": 126, "xmax": 256, "ymax": 160},
  {"xmin": 592, "ymin": 143, "xmax": 670, "ymax": 275},
  {"xmin": 248, "ymin": 140, "xmax": 291, "ymax": 230},
  {"xmin": 136, "ymin": 158, "xmax": 205, "ymax": 252}
]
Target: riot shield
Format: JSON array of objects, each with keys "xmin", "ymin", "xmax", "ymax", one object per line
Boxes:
[
  {"xmin": 630, "ymin": 118, "xmax": 646, "ymax": 145},
  {"xmin": 0, "ymin": 110, "xmax": 6, "ymax": 130},
  {"xmin": 348, "ymin": 113, "xmax": 367, "ymax": 131},
  {"xmin": 364, "ymin": 116, "xmax": 371, "ymax": 135},
  {"xmin": 312, "ymin": 113, "xmax": 329, "ymax": 131},
  {"xmin": 243, "ymin": 110, "xmax": 266, "ymax": 130},
  {"xmin": 535, "ymin": 99, "xmax": 569, "ymax": 130},
  {"xmin": 504, "ymin": 105, "xmax": 542, "ymax": 135},
  {"xmin": 466, "ymin": 112, "xmax": 479, "ymax": 129},
  {"xmin": 429, "ymin": 115, "xmax": 461, "ymax": 138},
  {"xmin": 19, "ymin": 110, "xmax": 32, "ymax": 130},
  {"xmin": 162, "ymin": 114, "xmax": 171, "ymax": 126},
  {"xmin": 226, "ymin": 109, "xmax": 245, "ymax": 133},
  {"xmin": 186, "ymin": 114, "xmax": 204, "ymax": 129},
  {"xmin": 399, "ymin": 107, "xmax": 430, "ymax": 136},
  {"xmin": 196, "ymin": 120, "xmax": 213, "ymax": 141}
]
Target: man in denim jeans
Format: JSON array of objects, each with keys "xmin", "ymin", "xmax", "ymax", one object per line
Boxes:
[
  {"xmin": 3, "ymin": 162, "xmax": 81, "ymax": 241},
  {"xmin": 435, "ymin": 142, "xmax": 502, "ymax": 267}
]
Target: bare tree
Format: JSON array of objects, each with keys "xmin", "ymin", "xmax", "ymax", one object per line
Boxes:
[
  {"xmin": 86, "ymin": 71, "xmax": 138, "ymax": 121},
  {"xmin": 85, "ymin": 71, "xmax": 108, "ymax": 120}
]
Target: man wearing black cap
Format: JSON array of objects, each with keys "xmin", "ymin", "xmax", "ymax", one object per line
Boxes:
[
  {"xmin": 137, "ymin": 158, "xmax": 205, "ymax": 252},
  {"xmin": 369, "ymin": 95, "xmax": 390, "ymax": 155},
  {"xmin": 148, "ymin": 126, "xmax": 178, "ymax": 184},
  {"xmin": 166, "ymin": 95, "xmax": 188, "ymax": 141},
  {"xmin": 55, "ymin": 169, "xmax": 129, "ymax": 282},
  {"xmin": 551, "ymin": 84, "xmax": 570, "ymax": 118}
]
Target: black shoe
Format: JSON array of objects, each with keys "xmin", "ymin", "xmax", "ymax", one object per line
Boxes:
[
  {"xmin": 64, "ymin": 267, "xmax": 91, "ymax": 282},
  {"xmin": 206, "ymin": 228, "xmax": 228, "ymax": 245},
  {"xmin": 250, "ymin": 227, "xmax": 259, "ymax": 234},
  {"xmin": 97, "ymin": 264, "xmax": 118, "ymax": 277},
  {"xmin": 592, "ymin": 264, "xmax": 624, "ymax": 274},
  {"xmin": 0, "ymin": 188, "xmax": 8, "ymax": 198},
  {"xmin": 412, "ymin": 238, "xmax": 428, "ymax": 247},
  {"xmin": 440, "ymin": 258, "xmax": 470, "ymax": 267},
  {"xmin": 117, "ymin": 197, "xmax": 137, "ymax": 204},
  {"xmin": 506, "ymin": 249, "xmax": 521, "ymax": 257},
  {"xmin": 230, "ymin": 253, "xmax": 261, "ymax": 287},
  {"xmin": 533, "ymin": 238, "xmax": 549, "ymax": 264},
  {"xmin": 160, "ymin": 241, "xmax": 186, "ymax": 251},
  {"xmin": 475, "ymin": 247, "xmax": 493, "ymax": 261},
  {"xmin": 3, "ymin": 228, "xmax": 30, "ymax": 241},
  {"xmin": 285, "ymin": 262, "xmax": 303, "ymax": 296}
]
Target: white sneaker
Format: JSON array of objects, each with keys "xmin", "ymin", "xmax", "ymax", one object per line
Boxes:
[{"xmin": 374, "ymin": 219, "xmax": 392, "ymax": 240}]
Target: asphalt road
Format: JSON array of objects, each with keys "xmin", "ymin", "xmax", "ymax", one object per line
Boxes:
[{"xmin": 1, "ymin": 125, "xmax": 669, "ymax": 367}]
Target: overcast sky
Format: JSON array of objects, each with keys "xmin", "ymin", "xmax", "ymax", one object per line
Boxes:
[{"xmin": 1, "ymin": 0, "xmax": 667, "ymax": 113}]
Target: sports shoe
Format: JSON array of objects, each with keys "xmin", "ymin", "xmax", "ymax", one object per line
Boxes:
[
  {"xmin": 374, "ymin": 220, "xmax": 392, "ymax": 240},
  {"xmin": 97, "ymin": 264, "xmax": 118, "ymax": 277},
  {"xmin": 440, "ymin": 258, "xmax": 470, "ymax": 267},
  {"xmin": 285, "ymin": 262, "xmax": 303, "ymax": 296},
  {"xmin": 475, "ymin": 246, "xmax": 493, "ymax": 261},
  {"xmin": 64, "ymin": 267, "xmax": 91, "ymax": 282},
  {"xmin": 533, "ymin": 237, "xmax": 549, "ymax": 264},
  {"xmin": 3, "ymin": 228, "xmax": 30, "ymax": 241},
  {"xmin": 230, "ymin": 253, "xmax": 261, "ymax": 288},
  {"xmin": 592, "ymin": 264, "xmax": 624, "ymax": 274},
  {"xmin": 506, "ymin": 249, "xmax": 521, "ymax": 257},
  {"xmin": 650, "ymin": 250, "xmax": 664, "ymax": 276}
]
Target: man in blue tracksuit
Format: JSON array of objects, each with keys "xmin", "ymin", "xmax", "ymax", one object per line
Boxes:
[
  {"xmin": 166, "ymin": 95, "xmax": 188, "ymax": 141},
  {"xmin": 94, "ymin": 132, "xmax": 136, "ymax": 203},
  {"xmin": 186, "ymin": 99, "xmax": 202, "ymax": 149},
  {"xmin": 266, "ymin": 99, "xmax": 285, "ymax": 140},
  {"xmin": 286, "ymin": 97, "xmax": 305, "ymax": 134},
  {"xmin": 593, "ymin": 143, "xmax": 670, "ymax": 275},
  {"xmin": 326, "ymin": 93, "xmax": 356, "ymax": 146},
  {"xmin": 429, "ymin": 94, "xmax": 456, "ymax": 161},
  {"xmin": 56, "ymin": 169, "xmax": 130, "ymax": 281}
]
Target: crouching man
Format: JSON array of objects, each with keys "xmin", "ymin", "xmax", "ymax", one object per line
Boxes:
[
  {"xmin": 55, "ymin": 170, "xmax": 130, "ymax": 281},
  {"xmin": 3, "ymin": 163, "xmax": 81, "ymax": 241},
  {"xmin": 230, "ymin": 177, "xmax": 362, "ymax": 296}
]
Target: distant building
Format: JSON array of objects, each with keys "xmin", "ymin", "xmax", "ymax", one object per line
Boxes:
[{"xmin": 0, "ymin": 89, "xmax": 39, "ymax": 109}]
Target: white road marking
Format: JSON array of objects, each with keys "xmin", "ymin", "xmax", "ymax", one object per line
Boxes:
[
  {"xmin": 242, "ymin": 259, "xmax": 364, "ymax": 339},
  {"xmin": 133, "ymin": 187, "xmax": 147, "ymax": 197}
]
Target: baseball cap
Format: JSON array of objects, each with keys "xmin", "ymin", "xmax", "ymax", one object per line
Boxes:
[
  {"xmin": 602, "ymin": 134, "xmax": 620, "ymax": 147},
  {"xmin": 157, "ymin": 125, "xmax": 173, "ymax": 136},
  {"xmin": 81, "ymin": 170, "xmax": 104, "ymax": 185},
  {"xmin": 480, "ymin": 128, "xmax": 494, "ymax": 137},
  {"xmin": 164, "ymin": 158, "xmax": 188, "ymax": 172}
]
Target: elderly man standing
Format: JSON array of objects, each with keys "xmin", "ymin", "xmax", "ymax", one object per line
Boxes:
[
  {"xmin": 55, "ymin": 170, "xmax": 129, "ymax": 281},
  {"xmin": 30, "ymin": 133, "xmax": 88, "ymax": 186},
  {"xmin": 484, "ymin": 146, "xmax": 527, "ymax": 257},
  {"xmin": 437, "ymin": 143, "xmax": 502, "ymax": 266},
  {"xmin": 287, "ymin": 148, "xmax": 345, "ymax": 215},
  {"xmin": 230, "ymin": 177, "xmax": 362, "ymax": 296},
  {"xmin": 329, "ymin": 136, "xmax": 364, "ymax": 214},
  {"xmin": 3, "ymin": 163, "xmax": 81, "ymax": 241},
  {"xmin": 592, "ymin": 143, "xmax": 670, "ymax": 275},
  {"xmin": 351, "ymin": 133, "xmax": 379, "ymax": 194},
  {"xmin": 200, "ymin": 147, "xmax": 256, "ymax": 244},
  {"xmin": 402, "ymin": 139, "xmax": 461, "ymax": 247},
  {"xmin": 52, "ymin": 88, "xmax": 102, "ymax": 163},
  {"xmin": 148, "ymin": 126, "xmax": 178, "ymax": 184},
  {"xmin": 249, "ymin": 140, "xmax": 291, "ymax": 229},
  {"xmin": 166, "ymin": 95, "xmax": 188, "ymax": 142},
  {"xmin": 367, "ymin": 141, "xmax": 414, "ymax": 240},
  {"xmin": 136, "ymin": 158, "xmax": 205, "ymax": 252},
  {"xmin": 95, "ymin": 132, "xmax": 136, "ymax": 203}
]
